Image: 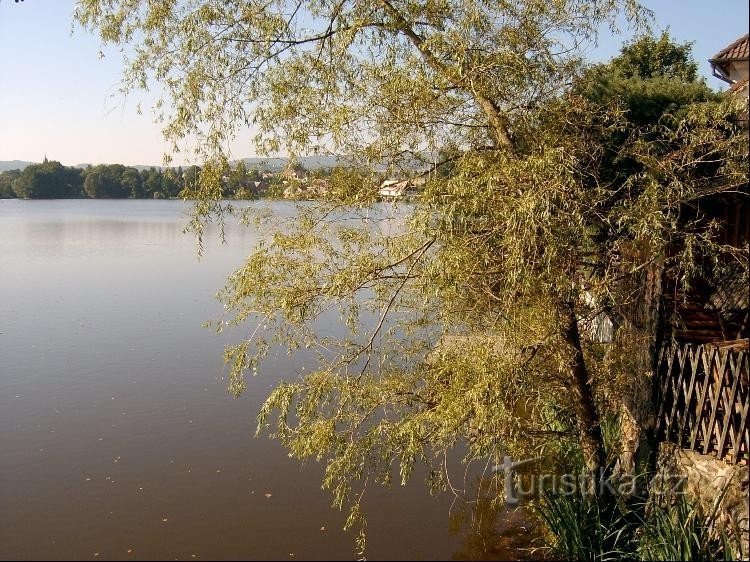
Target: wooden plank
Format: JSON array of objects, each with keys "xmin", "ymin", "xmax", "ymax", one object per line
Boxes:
[
  {"xmin": 703, "ymin": 347, "xmax": 725, "ymax": 455},
  {"xmin": 716, "ymin": 352, "xmax": 741, "ymax": 460},
  {"xmin": 689, "ymin": 359, "xmax": 713, "ymax": 449},
  {"xmin": 678, "ymin": 345, "xmax": 702, "ymax": 444},
  {"xmin": 697, "ymin": 356, "xmax": 715, "ymax": 450},
  {"xmin": 696, "ymin": 346, "xmax": 717, "ymax": 453},
  {"xmin": 713, "ymin": 339, "xmax": 749, "ymax": 351},
  {"xmin": 667, "ymin": 345, "xmax": 690, "ymax": 442},
  {"xmin": 727, "ymin": 353, "xmax": 748, "ymax": 463},
  {"xmin": 655, "ymin": 344, "xmax": 675, "ymax": 432},
  {"xmin": 732, "ymin": 360, "xmax": 750, "ymax": 463}
]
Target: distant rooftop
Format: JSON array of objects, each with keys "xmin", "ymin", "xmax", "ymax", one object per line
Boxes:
[
  {"xmin": 709, "ymin": 34, "xmax": 749, "ymax": 86},
  {"xmin": 710, "ymin": 33, "xmax": 750, "ymax": 63}
]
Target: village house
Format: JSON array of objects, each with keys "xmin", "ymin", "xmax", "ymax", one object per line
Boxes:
[
  {"xmin": 379, "ymin": 178, "xmax": 418, "ymax": 199},
  {"xmin": 279, "ymin": 164, "xmax": 306, "ymax": 183},
  {"xmin": 648, "ymin": 34, "xmax": 749, "ymax": 552},
  {"xmin": 710, "ymin": 33, "xmax": 749, "ymax": 96},
  {"xmin": 665, "ymin": 33, "xmax": 749, "ymax": 345}
]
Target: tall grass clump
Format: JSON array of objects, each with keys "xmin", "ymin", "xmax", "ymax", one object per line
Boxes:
[
  {"xmin": 637, "ymin": 490, "xmax": 742, "ymax": 561},
  {"xmin": 535, "ymin": 485, "xmax": 639, "ymax": 561},
  {"xmin": 534, "ymin": 478, "xmax": 743, "ymax": 561}
]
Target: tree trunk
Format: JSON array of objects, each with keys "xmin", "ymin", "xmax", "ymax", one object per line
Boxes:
[
  {"xmin": 563, "ymin": 301, "xmax": 607, "ymax": 487},
  {"xmin": 378, "ymin": 0, "xmax": 515, "ymax": 151},
  {"xmin": 614, "ymin": 259, "xmax": 665, "ymax": 482}
]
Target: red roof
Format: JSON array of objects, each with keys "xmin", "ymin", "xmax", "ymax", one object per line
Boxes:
[
  {"xmin": 710, "ymin": 34, "xmax": 749, "ymax": 63},
  {"xmin": 728, "ymin": 75, "xmax": 749, "ymax": 95}
]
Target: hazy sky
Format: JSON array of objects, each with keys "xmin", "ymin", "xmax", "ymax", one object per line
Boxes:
[{"xmin": 1, "ymin": 0, "xmax": 748, "ymax": 167}]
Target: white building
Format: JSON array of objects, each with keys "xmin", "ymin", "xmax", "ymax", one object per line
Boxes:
[
  {"xmin": 379, "ymin": 179, "xmax": 416, "ymax": 199},
  {"xmin": 709, "ymin": 34, "xmax": 749, "ymax": 96}
]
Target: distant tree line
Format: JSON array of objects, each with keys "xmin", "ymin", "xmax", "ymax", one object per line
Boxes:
[{"xmin": 0, "ymin": 159, "xmax": 284, "ymax": 200}]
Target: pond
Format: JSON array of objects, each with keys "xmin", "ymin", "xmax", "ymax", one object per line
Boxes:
[{"xmin": 0, "ymin": 199, "xmax": 534, "ymax": 561}]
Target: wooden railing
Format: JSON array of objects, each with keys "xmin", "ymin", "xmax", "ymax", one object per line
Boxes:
[{"xmin": 655, "ymin": 339, "xmax": 749, "ymax": 464}]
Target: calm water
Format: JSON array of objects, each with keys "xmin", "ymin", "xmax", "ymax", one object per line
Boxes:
[{"xmin": 0, "ymin": 200, "xmax": 530, "ymax": 561}]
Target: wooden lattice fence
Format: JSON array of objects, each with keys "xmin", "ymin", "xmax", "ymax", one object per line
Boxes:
[{"xmin": 655, "ymin": 339, "xmax": 749, "ymax": 464}]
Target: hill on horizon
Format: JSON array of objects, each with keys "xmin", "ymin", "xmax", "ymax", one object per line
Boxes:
[
  {"xmin": 0, "ymin": 155, "xmax": 345, "ymax": 173},
  {"xmin": 0, "ymin": 160, "xmax": 36, "ymax": 172}
]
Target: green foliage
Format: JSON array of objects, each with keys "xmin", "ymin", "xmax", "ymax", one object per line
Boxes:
[
  {"xmin": 322, "ymin": 167, "xmax": 379, "ymax": 205},
  {"xmin": 612, "ymin": 31, "xmax": 699, "ymax": 81},
  {"xmin": 12, "ymin": 159, "xmax": 83, "ymax": 199},
  {"xmin": 182, "ymin": 165, "xmax": 201, "ymax": 190},
  {"xmin": 121, "ymin": 168, "xmax": 144, "ymax": 198},
  {"xmin": 577, "ymin": 31, "xmax": 712, "ymax": 118},
  {"xmin": 536, "ymin": 483, "xmax": 742, "ymax": 561},
  {"xmin": 74, "ymin": 0, "xmax": 649, "ymax": 163},
  {"xmin": 0, "ymin": 169, "xmax": 20, "ymax": 198},
  {"xmin": 83, "ymin": 164, "xmax": 134, "ymax": 198},
  {"xmin": 74, "ymin": 0, "xmax": 749, "ymax": 553},
  {"xmin": 161, "ymin": 169, "xmax": 182, "ymax": 198},
  {"xmin": 535, "ymin": 430, "xmax": 743, "ymax": 562},
  {"xmin": 574, "ymin": 32, "xmax": 720, "ymax": 204},
  {"xmin": 142, "ymin": 167, "xmax": 163, "ymax": 198},
  {"xmin": 4, "ymin": 160, "xmax": 288, "ymax": 200},
  {"xmin": 637, "ymin": 492, "xmax": 741, "ymax": 561},
  {"xmin": 536, "ymin": 487, "xmax": 638, "ymax": 561}
]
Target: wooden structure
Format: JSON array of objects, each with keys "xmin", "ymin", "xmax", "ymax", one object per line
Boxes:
[
  {"xmin": 664, "ymin": 265, "xmax": 749, "ymax": 344},
  {"xmin": 379, "ymin": 179, "xmax": 416, "ymax": 199},
  {"xmin": 655, "ymin": 339, "xmax": 749, "ymax": 464},
  {"xmin": 653, "ymin": 35, "xmax": 749, "ymax": 465}
]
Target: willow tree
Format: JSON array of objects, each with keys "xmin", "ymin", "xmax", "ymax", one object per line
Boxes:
[{"xmin": 75, "ymin": 0, "xmax": 748, "ymax": 544}]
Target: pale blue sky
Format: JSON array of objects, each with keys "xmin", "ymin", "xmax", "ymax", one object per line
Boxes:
[{"xmin": 0, "ymin": 0, "xmax": 748, "ymax": 167}]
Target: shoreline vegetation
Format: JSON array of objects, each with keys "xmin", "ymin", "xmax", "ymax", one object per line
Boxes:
[
  {"xmin": 5, "ymin": 0, "xmax": 749, "ymax": 555},
  {"xmin": 0, "ymin": 158, "xmax": 394, "ymax": 202}
]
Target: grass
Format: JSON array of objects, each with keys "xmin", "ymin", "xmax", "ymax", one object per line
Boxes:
[
  {"xmin": 531, "ymin": 407, "xmax": 744, "ymax": 561},
  {"xmin": 637, "ymin": 489, "xmax": 742, "ymax": 561},
  {"xmin": 535, "ymin": 487, "xmax": 638, "ymax": 561},
  {"xmin": 534, "ymin": 480, "xmax": 742, "ymax": 561}
]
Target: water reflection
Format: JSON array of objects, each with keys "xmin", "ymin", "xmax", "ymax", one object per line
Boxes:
[{"xmin": 0, "ymin": 200, "xmax": 534, "ymax": 560}]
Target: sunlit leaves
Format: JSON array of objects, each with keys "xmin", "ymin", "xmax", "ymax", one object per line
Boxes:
[{"xmin": 75, "ymin": 1, "xmax": 748, "ymax": 552}]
